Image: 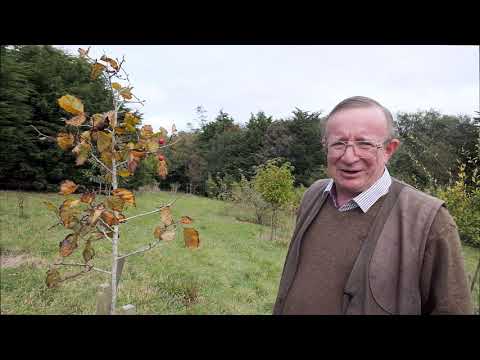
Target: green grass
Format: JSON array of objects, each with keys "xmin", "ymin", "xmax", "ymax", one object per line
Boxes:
[{"xmin": 1, "ymin": 190, "xmax": 478, "ymax": 314}]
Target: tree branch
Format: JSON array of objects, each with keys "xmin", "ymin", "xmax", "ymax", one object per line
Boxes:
[
  {"xmin": 117, "ymin": 239, "xmax": 166, "ymax": 260},
  {"xmin": 54, "ymin": 261, "xmax": 111, "ymax": 275},
  {"xmin": 30, "ymin": 125, "xmax": 56, "ymax": 142},
  {"xmin": 121, "ymin": 198, "xmax": 178, "ymax": 222},
  {"xmin": 90, "ymin": 152, "xmax": 114, "ymax": 175}
]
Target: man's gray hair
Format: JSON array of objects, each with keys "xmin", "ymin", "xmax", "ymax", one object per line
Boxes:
[{"xmin": 321, "ymin": 96, "xmax": 397, "ymax": 141}]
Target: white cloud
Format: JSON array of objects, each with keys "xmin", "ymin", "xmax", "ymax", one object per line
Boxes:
[{"xmin": 55, "ymin": 45, "xmax": 480, "ymax": 130}]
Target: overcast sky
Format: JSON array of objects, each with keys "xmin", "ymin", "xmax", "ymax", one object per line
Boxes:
[{"xmin": 56, "ymin": 45, "xmax": 479, "ymax": 132}]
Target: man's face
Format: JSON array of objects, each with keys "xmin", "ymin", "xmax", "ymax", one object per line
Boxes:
[{"xmin": 325, "ymin": 106, "xmax": 400, "ymax": 199}]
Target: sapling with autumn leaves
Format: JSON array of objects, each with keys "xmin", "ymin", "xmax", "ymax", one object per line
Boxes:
[{"xmin": 32, "ymin": 47, "xmax": 200, "ymax": 314}]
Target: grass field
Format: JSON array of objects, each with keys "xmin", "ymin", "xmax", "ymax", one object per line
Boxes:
[{"xmin": 1, "ymin": 190, "xmax": 479, "ymax": 314}]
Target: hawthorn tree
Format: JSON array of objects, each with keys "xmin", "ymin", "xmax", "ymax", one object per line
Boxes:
[{"xmin": 32, "ymin": 47, "xmax": 200, "ymax": 314}]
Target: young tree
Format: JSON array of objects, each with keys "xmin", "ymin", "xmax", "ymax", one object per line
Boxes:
[
  {"xmin": 33, "ymin": 47, "xmax": 199, "ymax": 314},
  {"xmin": 254, "ymin": 159, "xmax": 295, "ymax": 241}
]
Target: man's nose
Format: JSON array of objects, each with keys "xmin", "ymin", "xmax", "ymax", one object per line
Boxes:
[{"xmin": 340, "ymin": 145, "xmax": 360, "ymax": 163}]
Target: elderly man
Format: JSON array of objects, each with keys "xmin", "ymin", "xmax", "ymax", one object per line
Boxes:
[{"xmin": 273, "ymin": 96, "xmax": 473, "ymax": 315}]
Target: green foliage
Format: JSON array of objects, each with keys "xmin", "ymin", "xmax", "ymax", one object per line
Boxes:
[
  {"xmin": 254, "ymin": 159, "xmax": 295, "ymax": 209},
  {"xmin": 230, "ymin": 174, "xmax": 270, "ymax": 225},
  {"xmin": 435, "ymin": 165, "xmax": 480, "ymax": 248},
  {"xmin": 0, "ymin": 45, "xmax": 116, "ymax": 191}
]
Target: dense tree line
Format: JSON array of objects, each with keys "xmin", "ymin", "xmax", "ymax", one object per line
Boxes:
[{"xmin": 1, "ymin": 45, "xmax": 479, "ymax": 196}]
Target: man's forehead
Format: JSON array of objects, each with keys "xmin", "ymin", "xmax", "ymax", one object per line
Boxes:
[{"xmin": 326, "ymin": 106, "xmax": 388, "ymax": 132}]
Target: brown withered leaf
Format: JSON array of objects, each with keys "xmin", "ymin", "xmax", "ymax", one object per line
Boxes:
[
  {"xmin": 65, "ymin": 113, "xmax": 86, "ymax": 127},
  {"xmin": 101, "ymin": 210, "xmax": 119, "ymax": 226},
  {"xmin": 59, "ymin": 180, "xmax": 78, "ymax": 195},
  {"xmin": 112, "ymin": 188, "xmax": 135, "ymax": 207},
  {"xmin": 57, "ymin": 132, "xmax": 75, "ymax": 151},
  {"xmin": 87, "ymin": 204, "xmax": 105, "ymax": 226},
  {"xmin": 105, "ymin": 110, "xmax": 117, "ymax": 128},
  {"xmin": 59, "ymin": 199, "xmax": 82, "ymax": 228},
  {"xmin": 82, "ymin": 241, "xmax": 95, "ymax": 263},
  {"xmin": 180, "ymin": 216, "xmax": 193, "ymax": 224},
  {"xmin": 59, "ymin": 234, "xmax": 78, "ymax": 257},
  {"xmin": 157, "ymin": 160, "xmax": 168, "ymax": 179},
  {"xmin": 119, "ymin": 87, "xmax": 133, "ymax": 100},
  {"xmin": 91, "ymin": 113, "xmax": 108, "ymax": 131},
  {"xmin": 184, "ymin": 228, "xmax": 200, "ymax": 249},
  {"xmin": 78, "ymin": 47, "xmax": 90, "ymax": 58},
  {"xmin": 91, "ymin": 62, "xmax": 105, "ymax": 80},
  {"xmin": 72, "ymin": 141, "xmax": 91, "ymax": 166},
  {"xmin": 117, "ymin": 213, "xmax": 126, "ymax": 223},
  {"xmin": 58, "ymin": 95, "xmax": 84, "ymax": 115},
  {"xmin": 46, "ymin": 268, "xmax": 61, "ymax": 288},
  {"xmin": 80, "ymin": 192, "xmax": 96, "ymax": 204},
  {"xmin": 154, "ymin": 224, "xmax": 166, "ymax": 239},
  {"xmin": 124, "ymin": 112, "xmax": 140, "ymax": 127},
  {"xmin": 106, "ymin": 196, "xmax": 124, "ymax": 212},
  {"xmin": 100, "ymin": 55, "xmax": 119, "ymax": 71},
  {"xmin": 96, "ymin": 131, "xmax": 112, "ymax": 153},
  {"xmin": 160, "ymin": 206, "xmax": 173, "ymax": 226},
  {"xmin": 161, "ymin": 230, "xmax": 176, "ymax": 242},
  {"xmin": 127, "ymin": 150, "xmax": 144, "ymax": 174}
]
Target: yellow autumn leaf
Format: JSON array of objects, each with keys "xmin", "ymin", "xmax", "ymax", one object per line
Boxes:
[
  {"xmin": 112, "ymin": 82, "xmax": 122, "ymax": 90},
  {"xmin": 154, "ymin": 224, "xmax": 166, "ymax": 239},
  {"xmin": 140, "ymin": 125, "xmax": 153, "ymax": 139},
  {"xmin": 96, "ymin": 131, "xmax": 112, "ymax": 153},
  {"xmin": 57, "ymin": 133, "xmax": 75, "ymax": 151},
  {"xmin": 91, "ymin": 62, "xmax": 105, "ymax": 80},
  {"xmin": 58, "ymin": 95, "xmax": 84, "ymax": 115},
  {"xmin": 118, "ymin": 169, "xmax": 132, "ymax": 177}
]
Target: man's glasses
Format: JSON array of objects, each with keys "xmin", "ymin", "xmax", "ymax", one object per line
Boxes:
[{"xmin": 326, "ymin": 139, "xmax": 389, "ymax": 158}]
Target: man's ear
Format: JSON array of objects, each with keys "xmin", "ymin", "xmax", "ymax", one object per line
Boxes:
[{"xmin": 384, "ymin": 138, "xmax": 400, "ymax": 162}]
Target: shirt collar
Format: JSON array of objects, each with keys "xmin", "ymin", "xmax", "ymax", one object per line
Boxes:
[{"xmin": 324, "ymin": 167, "xmax": 392, "ymax": 213}]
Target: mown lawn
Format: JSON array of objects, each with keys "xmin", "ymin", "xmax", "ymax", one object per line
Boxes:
[{"xmin": 1, "ymin": 190, "xmax": 478, "ymax": 314}]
